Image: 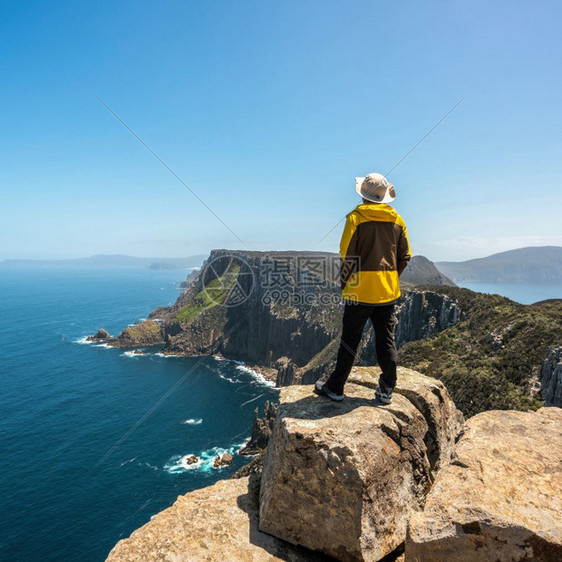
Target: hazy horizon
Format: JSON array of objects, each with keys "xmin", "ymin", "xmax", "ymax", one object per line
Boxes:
[{"xmin": 2, "ymin": 244, "xmax": 562, "ymax": 266}]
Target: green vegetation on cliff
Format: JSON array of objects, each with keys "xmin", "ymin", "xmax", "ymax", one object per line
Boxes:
[
  {"xmin": 117, "ymin": 320, "xmax": 163, "ymax": 345},
  {"xmin": 399, "ymin": 286, "xmax": 562, "ymax": 417},
  {"xmin": 176, "ymin": 263, "xmax": 240, "ymax": 323}
]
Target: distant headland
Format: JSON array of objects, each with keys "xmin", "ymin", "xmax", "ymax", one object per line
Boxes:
[{"xmin": 436, "ymin": 246, "xmax": 562, "ymax": 283}]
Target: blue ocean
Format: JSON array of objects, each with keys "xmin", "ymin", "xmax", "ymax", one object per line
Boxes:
[
  {"xmin": 0, "ymin": 267, "xmax": 278, "ymax": 562},
  {"xmin": 457, "ymin": 282, "xmax": 561, "ymax": 304}
]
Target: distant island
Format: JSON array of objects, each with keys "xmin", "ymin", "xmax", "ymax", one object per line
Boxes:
[
  {"xmin": 0, "ymin": 254, "xmax": 207, "ymax": 270},
  {"xmin": 436, "ymin": 246, "xmax": 562, "ymax": 283}
]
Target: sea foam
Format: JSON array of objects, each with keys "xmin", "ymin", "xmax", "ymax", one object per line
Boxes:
[
  {"xmin": 182, "ymin": 418, "xmax": 203, "ymax": 425},
  {"xmin": 235, "ymin": 364, "xmax": 277, "ymax": 388},
  {"xmin": 164, "ymin": 441, "xmax": 246, "ymax": 474},
  {"xmin": 74, "ymin": 337, "xmax": 113, "ymax": 349}
]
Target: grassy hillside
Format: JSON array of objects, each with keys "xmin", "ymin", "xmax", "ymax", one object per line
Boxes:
[{"xmin": 398, "ymin": 286, "xmax": 562, "ymax": 417}]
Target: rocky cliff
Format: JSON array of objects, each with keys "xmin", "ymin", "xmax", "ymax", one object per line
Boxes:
[
  {"xmin": 98, "ymin": 249, "xmax": 461, "ymax": 385},
  {"xmin": 542, "ymin": 346, "xmax": 562, "ymax": 407},
  {"xmin": 259, "ymin": 368, "xmax": 464, "ymax": 561}
]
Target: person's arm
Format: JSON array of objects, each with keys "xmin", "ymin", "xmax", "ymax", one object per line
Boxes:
[
  {"xmin": 340, "ymin": 213, "xmax": 359, "ymax": 288},
  {"xmin": 397, "ymin": 223, "xmax": 411, "ymax": 276}
]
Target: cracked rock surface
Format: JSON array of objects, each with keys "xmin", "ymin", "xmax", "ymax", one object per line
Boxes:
[
  {"xmin": 106, "ymin": 476, "xmax": 331, "ymax": 561},
  {"xmin": 406, "ymin": 407, "xmax": 562, "ymax": 562}
]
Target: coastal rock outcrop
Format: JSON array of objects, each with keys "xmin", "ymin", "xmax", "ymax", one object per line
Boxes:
[
  {"xmin": 86, "ymin": 328, "xmax": 110, "ymax": 341},
  {"xmin": 106, "ymin": 476, "xmax": 328, "ymax": 561},
  {"xmin": 213, "ymin": 452, "xmax": 233, "ymax": 468},
  {"xmin": 112, "ymin": 319, "xmax": 164, "ymax": 347},
  {"xmin": 406, "ymin": 407, "xmax": 562, "ymax": 561},
  {"xmin": 542, "ymin": 346, "xmax": 562, "ymax": 407},
  {"xmin": 240, "ymin": 400, "xmax": 278, "ymax": 455},
  {"xmin": 259, "ymin": 369, "xmax": 464, "ymax": 561}
]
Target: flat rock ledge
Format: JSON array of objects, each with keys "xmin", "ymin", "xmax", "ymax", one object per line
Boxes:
[
  {"xmin": 106, "ymin": 476, "xmax": 329, "ymax": 561},
  {"xmin": 259, "ymin": 369, "xmax": 464, "ymax": 562},
  {"xmin": 406, "ymin": 407, "xmax": 562, "ymax": 562}
]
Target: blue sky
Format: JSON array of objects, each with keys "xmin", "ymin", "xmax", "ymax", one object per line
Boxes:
[{"xmin": 1, "ymin": 0, "xmax": 560, "ymax": 261}]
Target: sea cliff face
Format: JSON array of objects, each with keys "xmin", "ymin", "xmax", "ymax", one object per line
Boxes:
[
  {"xmin": 542, "ymin": 347, "xmax": 562, "ymax": 407},
  {"xmin": 105, "ymin": 249, "xmax": 461, "ymax": 386}
]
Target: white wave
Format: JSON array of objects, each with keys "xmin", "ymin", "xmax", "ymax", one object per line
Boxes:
[
  {"xmin": 154, "ymin": 352, "xmax": 182, "ymax": 358},
  {"xmin": 119, "ymin": 457, "xmax": 137, "ymax": 467},
  {"xmin": 164, "ymin": 442, "xmax": 246, "ymax": 475},
  {"xmin": 211, "ymin": 357, "xmax": 276, "ymax": 388},
  {"xmin": 74, "ymin": 336, "xmax": 114, "ymax": 349},
  {"xmin": 235, "ymin": 365, "xmax": 277, "ymax": 388},
  {"xmin": 218, "ymin": 372, "xmax": 243, "ymax": 384},
  {"xmin": 75, "ymin": 336, "xmax": 93, "ymax": 345},
  {"xmin": 182, "ymin": 418, "xmax": 203, "ymax": 425},
  {"xmin": 122, "ymin": 350, "xmax": 144, "ymax": 358}
]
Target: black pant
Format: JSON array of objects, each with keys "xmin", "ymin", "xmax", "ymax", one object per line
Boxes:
[{"xmin": 325, "ymin": 302, "xmax": 397, "ymax": 395}]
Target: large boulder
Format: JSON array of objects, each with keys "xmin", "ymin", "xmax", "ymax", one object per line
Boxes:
[
  {"xmin": 106, "ymin": 476, "xmax": 328, "ymax": 561},
  {"xmin": 406, "ymin": 407, "xmax": 562, "ymax": 561},
  {"xmin": 258, "ymin": 369, "xmax": 463, "ymax": 562}
]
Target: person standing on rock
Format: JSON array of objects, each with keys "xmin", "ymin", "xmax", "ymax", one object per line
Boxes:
[{"xmin": 314, "ymin": 173, "xmax": 411, "ymax": 404}]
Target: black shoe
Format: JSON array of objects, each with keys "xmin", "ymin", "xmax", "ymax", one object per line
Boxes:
[
  {"xmin": 374, "ymin": 384, "xmax": 393, "ymax": 405},
  {"xmin": 314, "ymin": 380, "xmax": 344, "ymax": 402}
]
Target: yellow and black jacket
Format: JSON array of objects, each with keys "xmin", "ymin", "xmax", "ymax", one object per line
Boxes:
[{"xmin": 340, "ymin": 203, "xmax": 411, "ymax": 305}]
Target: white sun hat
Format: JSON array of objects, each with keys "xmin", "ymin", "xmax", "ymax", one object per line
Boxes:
[{"xmin": 354, "ymin": 173, "xmax": 396, "ymax": 204}]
